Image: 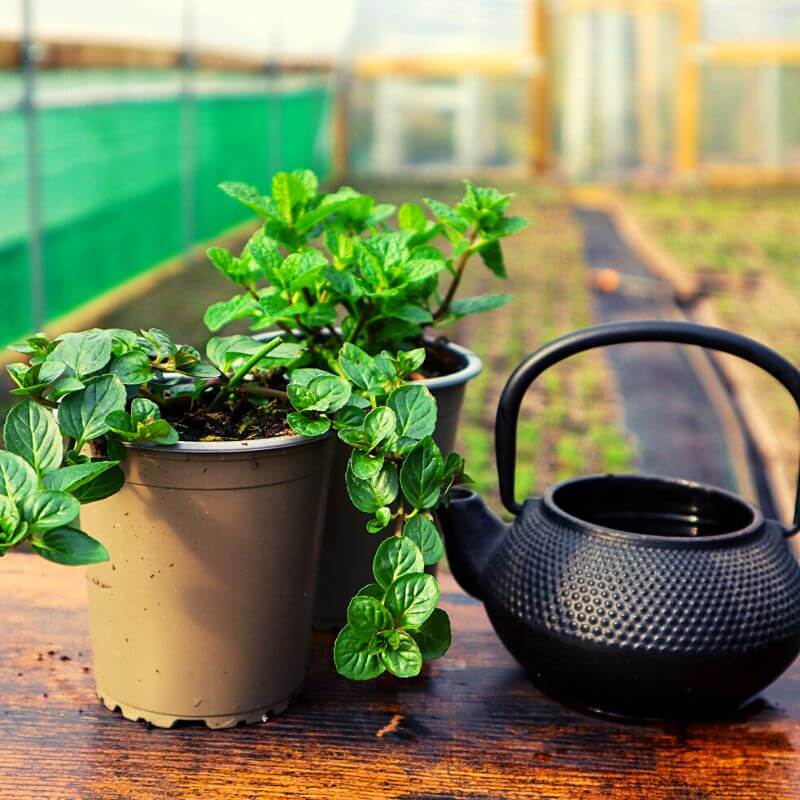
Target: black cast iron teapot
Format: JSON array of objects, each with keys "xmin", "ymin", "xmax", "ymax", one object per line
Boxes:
[{"xmin": 438, "ymin": 320, "xmax": 800, "ymax": 719}]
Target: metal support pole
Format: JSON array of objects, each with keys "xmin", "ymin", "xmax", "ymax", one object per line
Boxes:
[
  {"xmin": 675, "ymin": 0, "xmax": 700, "ymax": 177},
  {"xmin": 20, "ymin": 0, "xmax": 45, "ymax": 330},
  {"xmin": 180, "ymin": 0, "xmax": 196, "ymax": 264},
  {"xmin": 266, "ymin": 62, "xmax": 282, "ymax": 176},
  {"xmin": 529, "ymin": 0, "xmax": 551, "ymax": 175}
]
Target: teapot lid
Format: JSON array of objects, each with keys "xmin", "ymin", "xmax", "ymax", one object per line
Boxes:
[{"xmin": 540, "ymin": 473, "xmax": 764, "ymax": 545}]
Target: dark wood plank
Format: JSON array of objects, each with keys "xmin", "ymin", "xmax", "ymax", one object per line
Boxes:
[{"xmin": 1, "ymin": 552, "xmax": 799, "ymax": 799}]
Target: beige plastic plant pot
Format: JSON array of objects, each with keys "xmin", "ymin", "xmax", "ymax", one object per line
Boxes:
[
  {"xmin": 81, "ymin": 431, "xmax": 334, "ymax": 729},
  {"xmin": 313, "ymin": 341, "xmax": 482, "ymax": 630}
]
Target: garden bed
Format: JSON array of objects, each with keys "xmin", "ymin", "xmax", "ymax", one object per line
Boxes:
[{"xmin": 623, "ymin": 187, "xmax": 800, "ymax": 514}]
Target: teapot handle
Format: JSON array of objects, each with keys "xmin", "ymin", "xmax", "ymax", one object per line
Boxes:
[{"xmin": 496, "ymin": 319, "xmax": 800, "ymax": 531}]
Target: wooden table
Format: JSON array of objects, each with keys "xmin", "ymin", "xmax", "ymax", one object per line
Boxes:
[{"xmin": 1, "ymin": 553, "xmax": 799, "ymax": 799}]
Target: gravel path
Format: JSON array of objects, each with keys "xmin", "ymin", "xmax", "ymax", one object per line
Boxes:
[{"xmin": 575, "ymin": 207, "xmax": 777, "ymax": 516}]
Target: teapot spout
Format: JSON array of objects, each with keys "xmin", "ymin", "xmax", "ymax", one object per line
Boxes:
[{"xmin": 437, "ymin": 488, "xmax": 509, "ymax": 601}]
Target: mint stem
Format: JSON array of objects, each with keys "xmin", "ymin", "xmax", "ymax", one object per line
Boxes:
[
  {"xmin": 209, "ymin": 337, "xmax": 283, "ymax": 410},
  {"xmin": 433, "ymin": 227, "xmax": 478, "ymax": 321}
]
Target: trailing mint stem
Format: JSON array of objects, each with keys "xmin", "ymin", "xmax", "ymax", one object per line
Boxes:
[{"xmin": 287, "ymin": 341, "xmax": 467, "ymax": 681}]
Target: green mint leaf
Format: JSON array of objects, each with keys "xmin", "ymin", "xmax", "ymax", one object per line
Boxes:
[
  {"xmin": 448, "ymin": 293, "xmax": 511, "ymax": 318},
  {"xmin": 140, "ymin": 328, "xmax": 177, "ymax": 360},
  {"xmin": 296, "ymin": 197, "xmax": 349, "ymax": 233},
  {"xmin": 70, "ymin": 464, "xmax": 125, "ymax": 503},
  {"xmin": 37, "ymin": 358, "xmax": 68, "ymax": 384},
  {"xmin": 345, "ymin": 460, "xmax": 398, "ymax": 514},
  {"xmin": 304, "ymin": 303, "xmax": 337, "ymax": 328},
  {"xmin": 47, "ymin": 330, "xmax": 113, "ymax": 379},
  {"xmin": 423, "ymin": 197, "xmax": 469, "ymax": 235},
  {"xmin": 333, "ymin": 626, "xmax": 386, "ymax": 680},
  {"xmin": 148, "ymin": 425, "xmax": 179, "ymax": 446},
  {"xmin": 477, "ymin": 239, "xmax": 506, "ymax": 278},
  {"xmin": 173, "ymin": 345, "xmax": 217, "ymax": 379},
  {"xmin": 379, "ymin": 629, "xmax": 422, "ymax": 678},
  {"xmin": 271, "ymin": 171, "xmax": 307, "ymax": 224},
  {"xmin": 387, "ymin": 385, "xmax": 437, "ymax": 442},
  {"xmin": 204, "ymin": 293, "xmax": 260, "ymax": 332},
  {"xmin": 372, "ymin": 536, "xmax": 424, "ymax": 589},
  {"xmin": 367, "ymin": 203, "xmax": 395, "ymax": 227},
  {"xmin": 31, "ymin": 526, "xmax": 109, "ymax": 566},
  {"xmin": 288, "ymin": 374, "xmax": 351, "ymax": 413},
  {"xmin": 381, "ymin": 303, "xmax": 432, "ymax": 325},
  {"xmin": 398, "ymin": 202, "xmax": 427, "ymax": 232},
  {"xmin": 411, "ymin": 608, "xmax": 451, "ymax": 660},
  {"xmin": 292, "ymin": 168, "xmax": 319, "ymax": 197},
  {"xmin": 209, "ymin": 240, "xmax": 274, "ymax": 288},
  {"xmin": 384, "ymin": 572, "xmax": 440, "ymax": 629},
  {"xmin": 218, "ymin": 181, "xmax": 278, "ymax": 219},
  {"xmin": 8, "ymin": 333, "xmax": 50, "ymax": 356},
  {"xmin": 20, "ymin": 490, "xmax": 79, "ymax": 533},
  {"xmin": 493, "ymin": 215, "xmax": 529, "ymax": 236},
  {"xmin": 58, "ymin": 375, "xmax": 127, "ymax": 446},
  {"xmin": 441, "ymin": 451, "xmax": 468, "ymax": 495},
  {"xmin": 356, "ymin": 582, "xmax": 385, "ymax": 600},
  {"xmin": 338, "ymin": 343, "xmax": 383, "ymax": 392},
  {"xmin": 6, "ymin": 363, "xmax": 31, "ymax": 388},
  {"xmin": 105, "ymin": 410, "xmax": 135, "ymax": 439},
  {"xmin": 287, "ymin": 411, "xmax": 331, "ymax": 438},
  {"xmin": 364, "ymin": 407, "xmax": 396, "ymax": 449},
  {"xmin": 3, "ymin": 400, "xmax": 63, "ymax": 474},
  {"xmin": 0, "ymin": 451, "xmax": 38, "ymax": 502},
  {"xmin": 405, "ymin": 258, "xmax": 446, "ymax": 284},
  {"xmin": 403, "ymin": 515, "xmax": 444, "ymax": 566},
  {"xmin": 0, "ymin": 519, "xmax": 29, "ymax": 554},
  {"xmin": 350, "ymin": 451, "xmax": 385, "ymax": 481},
  {"xmin": 110, "ymin": 351, "xmax": 154, "ymax": 385},
  {"xmin": 347, "ymin": 595, "xmax": 393, "ymax": 635},
  {"xmin": 206, "ymin": 335, "xmax": 253, "ymax": 372},
  {"xmin": 289, "ymin": 367, "xmax": 334, "ymax": 387},
  {"xmin": 366, "ymin": 506, "xmax": 392, "ymax": 534},
  {"xmin": 373, "ymin": 352, "xmax": 398, "ymax": 383},
  {"xmin": 400, "ymin": 436, "xmax": 444, "ymax": 510},
  {"xmin": 395, "ymin": 348, "xmax": 426, "ymax": 377},
  {"xmin": 0, "ymin": 495, "xmax": 21, "ymax": 538},
  {"xmin": 108, "ymin": 329, "xmax": 138, "ymax": 354},
  {"xmin": 338, "ymin": 426, "xmax": 371, "ymax": 450},
  {"xmin": 130, "ymin": 398, "xmax": 161, "ymax": 427},
  {"xmin": 44, "ymin": 376, "xmax": 85, "ymax": 401},
  {"xmin": 335, "ymin": 401, "xmax": 369, "ymax": 429},
  {"xmin": 42, "ymin": 460, "xmax": 120, "ymax": 495},
  {"xmin": 134, "ymin": 420, "xmax": 174, "ymax": 443}
]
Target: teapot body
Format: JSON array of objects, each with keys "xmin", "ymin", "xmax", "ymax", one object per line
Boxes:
[
  {"xmin": 441, "ymin": 320, "xmax": 800, "ymax": 719},
  {"xmin": 481, "ymin": 475, "xmax": 800, "ymax": 718}
]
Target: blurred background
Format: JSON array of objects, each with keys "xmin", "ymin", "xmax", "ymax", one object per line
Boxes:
[{"xmin": 1, "ymin": 0, "xmax": 799, "ymax": 516}]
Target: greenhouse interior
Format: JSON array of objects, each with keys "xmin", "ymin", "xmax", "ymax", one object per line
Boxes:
[{"xmin": 1, "ymin": 1, "xmax": 800, "ymax": 798}]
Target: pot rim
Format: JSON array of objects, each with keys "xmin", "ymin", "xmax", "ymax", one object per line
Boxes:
[
  {"xmin": 418, "ymin": 340, "xmax": 483, "ymax": 390},
  {"xmin": 124, "ymin": 428, "xmax": 332, "ymax": 455},
  {"xmin": 256, "ymin": 330, "xmax": 483, "ymax": 390},
  {"xmin": 134, "ymin": 336, "xmax": 481, "ymax": 455},
  {"xmin": 542, "ymin": 472, "xmax": 765, "ymax": 545}
]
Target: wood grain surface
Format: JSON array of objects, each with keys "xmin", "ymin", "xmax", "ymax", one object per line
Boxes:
[{"xmin": 1, "ymin": 552, "xmax": 799, "ymax": 799}]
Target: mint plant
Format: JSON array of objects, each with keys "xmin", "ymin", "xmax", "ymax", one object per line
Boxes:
[
  {"xmin": 2, "ymin": 327, "xmax": 302, "ymax": 564},
  {"xmin": 3, "ymin": 167, "xmax": 517, "ymax": 682},
  {"xmin": 287, "ymin": 343, "xmax": 468, "ymax": 679},
  {"xmin": 204, "ymin": 168, "xmax": 521, "ymax": 680},
  {"xmin": 204, "ymin": 169, "xmax": 528, "ymax": 366}
]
